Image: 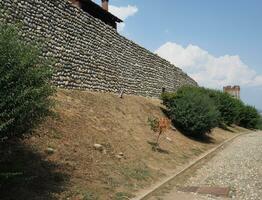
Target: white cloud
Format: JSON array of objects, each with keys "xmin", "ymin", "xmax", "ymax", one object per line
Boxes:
[
  {"xmin": 155, "ymin": 42, "xmax": 262, "ymax": 88},
  {"xmin": 117, "ymin": 23, "xmax": 126, "ymax": 32},
  {"xmin": 109, "ymin": 5, "xmax": 138, "ymax": 32},
  {"xmin": 109, "ymin": 5, "xmax": 138, "ymax": 20}
]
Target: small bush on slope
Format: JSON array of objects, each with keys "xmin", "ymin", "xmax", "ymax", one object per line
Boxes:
[
  {"xmin": 162, "ymin": 86, "xmax": 261, "ymax": 132},
  {"xmin": 0, "ymin": 23, "xmax": 55, "ymax": 139},
  {"xmin": 257, "ymin": 116, "xmax": 262, "ymax": 130},
  {"xmin": 238, "ymin": 105, "xmax": 260, "ymax": 129},
  {"xmin": 148, "ymin": 116, "xmax": 170, "ymax": 149},
  {"xmin": 160, "ymin": 92, "xmax": 176, "ymax": 108},
  {"xmin": 204, "ymin": 88, "xmax": 261, "ymax": 129},
  {"xmin": 162, "ymin": 86, "xmax": 220, "ymax": 136},
  {"xmin": 202, "ymin": 89, "xmax": 241, "ymax": 126}
]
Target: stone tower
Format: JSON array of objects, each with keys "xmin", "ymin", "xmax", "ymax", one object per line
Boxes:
[{"xmin": 223, "ymin": 85, "xmax": 240, "ymax": 99}]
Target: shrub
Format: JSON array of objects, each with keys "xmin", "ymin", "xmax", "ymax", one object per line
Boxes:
[
  {"xmin": 162, "ymin": 86, "xmax": 261, "ymax": 133},
  {"xmin": 230, "ymin": 98, "xmax": 246, "ymax": 125},
  {"xmin": 238, "ymin": 105, "xmax": 260, "ymax": 129},
  {"xmin": 163, "ymin": 86, "xmax": 220, "ymax": 136},
  {"xmin": 257, "ymin": 116, "xmax": 262, "ymax": 130},
  {"xmin": 148, "ymin": 116, "xmax": 170, "ymax": 149},
  {"xmin": 148, "ymin": 116, "xmax": 159, "ymax": 133},
  {"xmin": 0, "ymin": 23, "xmax": 55, "ymax": 139},
  {"xmin": 197, "ymin": 88, "xmax": 243, "ymax": 126},
  {"xmin": 211, "ymin": 92, "xmax": 240, "ymax": 125},
  {"xmin": 204, "ymin": 87, "xmax": 260, "ymax": 129},
  {"xmin": 160, "ymin": 92, "xmax": 176, "ymax": 108}
]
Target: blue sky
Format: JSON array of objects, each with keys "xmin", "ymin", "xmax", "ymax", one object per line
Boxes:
[{"xmin": 95, "ymin": 0, "xmax": 262, "ymax": 110}]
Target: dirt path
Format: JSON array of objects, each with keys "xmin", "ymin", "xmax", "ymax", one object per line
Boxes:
[{"xmin": 146, "ymin": 131, "xmax": 262, "ymax": 200}]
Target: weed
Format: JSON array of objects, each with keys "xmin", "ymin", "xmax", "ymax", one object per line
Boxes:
[
  {"xmin": 122, "ymin": 166, "xmax": 151, "ymax": 181},
  {"xmin": 148, "ymin": 116, "xmax": 170, "ymax": 149},
  {"xmin": 82, "ymin": 191, "xmax": 98, "ymax": 200},
  {"xmin": 114, "ymin": 192, "xmax": 135, "ymax": 200},
  {"xmin": 102, "ymin": 176, "xmax": 119, "ymax": 189},
  {"xmin": 191, "ymin": 148, "xmax": 204, "ymax": 156}
]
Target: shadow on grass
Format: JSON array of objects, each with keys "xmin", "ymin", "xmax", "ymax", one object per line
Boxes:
[
  {"xmin": 172, "ymin": 125, "xmax": 216, "ymax": 144},
  {"xmin": 0, "ymin": 139, "xmax": 70, "ymax": 200},
  {"xmin": 219, "ymin": 124, "xmax": 235, "ymax": 132},
  {"xmin": 160, "ymin": 107, "xmax": 170, "ymax": 118},
  {"xmin": 147, "ymin": 141, "xmax": 169, "ymax": 154}
]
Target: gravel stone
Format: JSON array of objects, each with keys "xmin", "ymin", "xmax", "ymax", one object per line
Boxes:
[{"xmin": 184, "ymin": 131, "xmax": 262, "ymax": 200}]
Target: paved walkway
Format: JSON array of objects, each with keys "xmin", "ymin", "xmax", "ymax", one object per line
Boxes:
[{"xmin": 148, "ymin": 131, "xmax": 262, "ymax": 200}]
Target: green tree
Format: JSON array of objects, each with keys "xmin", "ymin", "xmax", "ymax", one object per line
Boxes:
[
  {"xmin": 257, "ymin": 116, "xmax": 262, "ymax": 130},
  {"xmin": 238, "ymin": 105, "xmax": 260, "ymax": 129},
  {"xmin": 0, "ymin": 23, "xmax": 55, "ymax": 139},
  {"xmin": 199, "ymin": 88, "xmax": 241, "ymax": 126},
  {"xmin": 162, "ymin": 86, "xmax": 220, "ymax": 136}
]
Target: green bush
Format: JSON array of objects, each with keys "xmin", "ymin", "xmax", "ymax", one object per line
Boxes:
[
  {"xmin": 214, "ymin": 92, "xmax": 239, "ymax": 125},
  {"xmin": 205, "ymin": 90, "xmax": 241, "ymax": 126},
  {"xmin": 160, "ymin": 92, "xmax": 176, "ymax": 108},
  {"xmin": 238, "ymin": 105, "xmax": 260, "ymax": 129},
  {"xmin": 162, "ymin": 86, "xmax": 261, "ymax": 133},
  {"xmin": 257, "ymin": 116, "xmax": 262, "ymax": 130},
  {"xmin": 162, "ymin": 86, "xmax": 220, "ymax": 136},
  {"xmin": 0, "ymin": 23, "xmax": 55, "ymax": 139}
]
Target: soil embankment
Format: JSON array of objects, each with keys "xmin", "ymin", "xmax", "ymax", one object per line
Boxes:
[{"xmin": 0, "ymin": 89, "xmax": 247, "ymax": 200}]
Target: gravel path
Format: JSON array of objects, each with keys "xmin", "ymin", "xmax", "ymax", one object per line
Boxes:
[{"xmin": 150, "ymin": 131, "xmax": 262, "ymax": 200}]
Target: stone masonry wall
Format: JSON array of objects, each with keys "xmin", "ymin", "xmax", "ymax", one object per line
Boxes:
[{"xmin": 0, "ymin": 0, "xmax": 197, "ymax": 97}]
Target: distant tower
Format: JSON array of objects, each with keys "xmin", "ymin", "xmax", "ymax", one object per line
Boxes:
[{"xmin": 223, "ymin": 85, "xmax": 240, "ymax": 99}]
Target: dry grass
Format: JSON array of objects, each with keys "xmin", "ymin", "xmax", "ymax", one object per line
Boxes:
[{"xmin": 0, "ymin": 89, "xmax": 248, "ymax": 200}]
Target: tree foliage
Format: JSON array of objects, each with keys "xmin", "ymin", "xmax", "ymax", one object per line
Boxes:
[
  {"xmin": 238, "ymin": 105, "xmax": 260, "ymax": 129},
  {"xmin": 162, "ymin": 87, "xmax": 220, "ymax": 136},
  {"xmin": 257, "ymin": 116, "xmax": 262, "ymax": 130},
  {"xmin": 0, "ymin": 23, "xmax": 55, "ymax": 139},
  {"xmin": 203, "ymin": 89, "xmax": 241, "ymax": 126},
  {"xmin": 162, "ymin": 86, "xmax": 261, "ymax": 137}
]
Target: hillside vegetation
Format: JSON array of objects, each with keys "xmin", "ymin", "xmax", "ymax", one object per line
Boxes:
[
  {"xmin": 0, "ymin": 23, "xmax": 54, "ymax": 138},
  {"xmin": 0, "ymin": 90, "xmax": 248, "ymax": 200},
  {"xmin": 162, "ymin": 86, "xmax": 261, "ymax": 137}
]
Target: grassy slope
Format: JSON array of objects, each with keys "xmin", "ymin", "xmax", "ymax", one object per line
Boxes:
[{"xmin": 0, "ymin": 89, "xmax": 248, "ymax": 200}]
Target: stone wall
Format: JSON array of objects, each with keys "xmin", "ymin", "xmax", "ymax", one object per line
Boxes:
[{"xmin": 0, "ymin": 0, "xmax": 197, "ymax": 97}]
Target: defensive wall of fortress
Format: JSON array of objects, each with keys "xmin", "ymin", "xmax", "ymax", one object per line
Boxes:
[{"xmin": 0, "ymin": 0, "xmax": 197, "ymax": 97}]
